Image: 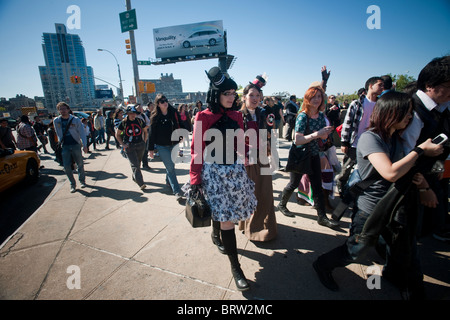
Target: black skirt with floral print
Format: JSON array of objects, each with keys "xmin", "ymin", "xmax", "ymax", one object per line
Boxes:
[{"xmin": 201, "ymin": 163, "xmax": 257, "ymax": 223}]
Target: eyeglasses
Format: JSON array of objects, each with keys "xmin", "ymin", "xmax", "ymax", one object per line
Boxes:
[
  {"xmin": 222, "ymin": 91, "xmax": 237, "ymax": 97},
  {"xmin": 158, "ymin": 99, "xmax": 168, "ymax": 104}
]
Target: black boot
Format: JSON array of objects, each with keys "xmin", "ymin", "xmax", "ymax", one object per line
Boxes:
[
  {"xmin": 313, "ymin": 244, "xmax": 350, "ymax": 291},
  {"xmin": 221, "ymin": 229, "xmax": 250, "ymax": 291},
  {"xmin": 313, "ymin": 259, "xmax": 339, "ymax": 291},
  {"xmin": 211, "ymin": 221, "xmax": 226, "ymax": 254},
  {"xmin": 317, "ymin": 215, "xmax": 340, "ymax": 229},
  {"xmin": 314, "ymin": 195, "xmax": 339, "ymax": 230},
  {"xmin": 277, "ymin": 188, "xmax": 295, "ymax": 217}
]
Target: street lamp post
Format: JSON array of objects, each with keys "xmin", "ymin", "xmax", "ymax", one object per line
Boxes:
[{"xmin": 98, "ymin": 48, "xmax": 124, "ymax": 101}]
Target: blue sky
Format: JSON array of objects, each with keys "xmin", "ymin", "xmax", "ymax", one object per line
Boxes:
[{"xmin": 1, "ymin": 0, "xmax": 449, "ymax": 101}]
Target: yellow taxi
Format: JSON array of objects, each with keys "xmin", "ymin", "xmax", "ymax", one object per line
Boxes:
[{"xmin": 0, "ymin": 149, "xmax": 40, "ymax": 193}]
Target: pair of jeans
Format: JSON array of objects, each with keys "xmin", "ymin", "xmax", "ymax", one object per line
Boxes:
[
  {"xmin": 317, "ymin": 208, "xmax": 373, "ymax": 272},
  {"xmin": 125, "ymin": 141, "xmax": 146, "ymax": 187},
  {"xmin": 156, "ymin": 144, "xmax": 181, "ymax": 194},
  {"xmin": 96, "ymin": 128, "xmax": 105, "ymax": 144},
  {"xmin": 62, "ymin": 143, "xmax": 86, "ymax": 187}
]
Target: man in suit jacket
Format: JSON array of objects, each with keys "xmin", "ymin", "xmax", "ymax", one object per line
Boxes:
[{"xmin": 401, "ymin": 55, "xmax": 450, "ymax": 242}]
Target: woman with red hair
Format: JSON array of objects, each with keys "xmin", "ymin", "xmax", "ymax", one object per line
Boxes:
[{"xmin": 277, "ymin": 86, "xmax": 339, "ymax": 229}]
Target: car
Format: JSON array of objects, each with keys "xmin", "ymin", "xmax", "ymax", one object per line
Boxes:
[
  {"xmin": 5, "ymin": 118, "xmax": 17, "ymax": 130},
  {"xmin": 73, "ymin": 111, "xmax": 90, "ymax": 120},
  {"xmin": 182, "ymin": 30, "xmax": 223, "ymax": 48},
  {"xmin": 0, "ymin": 148, "xmax": 40, "ymax": 193}
]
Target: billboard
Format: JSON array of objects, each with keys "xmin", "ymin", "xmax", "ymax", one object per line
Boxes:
[{"xmin": 153, "ymin": 20, "xmax": 226, "ymax": 60}]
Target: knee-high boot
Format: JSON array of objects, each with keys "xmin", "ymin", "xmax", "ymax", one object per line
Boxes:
[
  {"xmin": 313, "ymin": 243, "xmax": 351, "ymax": 291},
  {"xmin": 277, "ymin": 188, "xmax": 295, "ymax": 217},
  {"xmin": 221, "ymin": 228, "xmax": 250, "ymax": 291},
  {"xmin": 211, "ymin": 221, "xmax": 226, "ymax": 254},
  {"xmin": 314, "ymin": 194, "xmax": 339, "ymax": 230}
]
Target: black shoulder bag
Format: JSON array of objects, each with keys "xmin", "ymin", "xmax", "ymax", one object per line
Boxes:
[
  {"xmin": 285, "ymin": 114, "xmax": 312, "ymax": 175},
  {"xmin": 55, "ymin": 117, "xmax": 74, "ymax": 160}
]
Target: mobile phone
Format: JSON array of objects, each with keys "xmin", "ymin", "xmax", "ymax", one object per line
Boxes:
[{"xmin": 431, "ymin": 133, "xmax": 448, "ymax": 145}]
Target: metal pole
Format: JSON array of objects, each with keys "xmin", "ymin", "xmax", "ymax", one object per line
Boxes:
[
  {"xmin": 218, "ymin": 57, "xmax": 227, "ymax": 72},
  {"xmin": 126, "ymin": 0, "xmax": 140, "ymax": 104},
  {"xmin": 97, "ymin": 49, "xmax": 124, "ymax": 101}
]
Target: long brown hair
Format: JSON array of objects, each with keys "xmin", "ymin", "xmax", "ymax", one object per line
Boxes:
[{"xmin": 151, "ymin": 94, "xmax": 173, "ymax": 122}]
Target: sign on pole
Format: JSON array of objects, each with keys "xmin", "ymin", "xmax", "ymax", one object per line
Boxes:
[
  {"xmin": 137, "ymin": 60, "xmax": 151, "ymax": 66},
  {"xmin": 119, "ymin": 9, "xmax": 137, "ymax": 33}
]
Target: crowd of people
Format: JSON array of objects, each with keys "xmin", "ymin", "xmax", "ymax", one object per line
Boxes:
[{"xmin": 1, "ymin": 55, "xmax": 449, "ymax": 299}]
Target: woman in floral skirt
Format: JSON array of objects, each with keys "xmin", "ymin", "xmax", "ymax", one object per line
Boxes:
[{"xmin": 189, "ymin": 67, "xmax": 257, "ymax": 291}]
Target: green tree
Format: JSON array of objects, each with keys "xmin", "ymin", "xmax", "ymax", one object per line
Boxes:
[
  {"xmin": 387, "ymin": 73, "xmax": 416, "ymax": 92},
  {"xmin": 394, "ymin": 74, "xmax": 416, "ymax": 92}
]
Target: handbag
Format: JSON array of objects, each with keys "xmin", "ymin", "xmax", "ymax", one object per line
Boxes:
[
  {"xmin": 285, "ymin": 115, "xmax": 312, "ymax": 175},
  {"xmin": 185, "ymin": 186, "xmax": 211, "ymax": 228},
  {"xmin": 285, "ymin": 143, "xmax": 312, "ymax": 174}
]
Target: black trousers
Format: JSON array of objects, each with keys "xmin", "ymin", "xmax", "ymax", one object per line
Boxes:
[{"xmin": 284, "ymin": 154, "xmax": 326, "ymax": 216}]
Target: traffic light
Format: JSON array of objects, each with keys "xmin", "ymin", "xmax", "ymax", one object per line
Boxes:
[
  {"xmin": 125, "ymin": 39, "xmax": 131, "ymax": 54},
  {"xmin": 138, "ymin": 81, "xmax": 145, "ymax": 93},
  {"xmin": 70, "ymin": 75, "xmax": 81, "ymax": 84}
]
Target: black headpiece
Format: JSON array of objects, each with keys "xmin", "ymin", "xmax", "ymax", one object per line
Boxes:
[{"xmin": 206, "ymin": 67, "xmax": 237, "ymax": 91}]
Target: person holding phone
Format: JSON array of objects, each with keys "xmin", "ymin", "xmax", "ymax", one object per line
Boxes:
[
  {"xmin": 313, "ymin": 91, "xmax": 443, "ymax": 296},
  {"xmin": 401, "ymin": 55, "xmax": 450, "ymax": 241},
  {"xmin": 277, "ymin": 85, "xmax": 339, "ymax": 229}
]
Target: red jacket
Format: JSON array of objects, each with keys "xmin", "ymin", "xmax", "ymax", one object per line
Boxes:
[{"xmin": 189, "ymin": 108, "xmax": 244, "ymax": 185}]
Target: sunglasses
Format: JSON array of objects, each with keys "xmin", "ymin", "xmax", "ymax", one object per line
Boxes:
[{"xmin": 158, "ymin": 98, "xmax": 168, "ymax": 104}]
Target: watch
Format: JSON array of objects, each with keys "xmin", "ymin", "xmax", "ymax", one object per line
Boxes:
[{"xmin": 413, "ymin": 146, "xmax": 424, "ymax": 157}]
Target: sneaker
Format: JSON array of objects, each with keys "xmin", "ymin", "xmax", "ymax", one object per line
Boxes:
[
  {"xmin": 175, "ymin": 193, "xmax": 183, "ymax": 201},
  {"xmin": 70, "ymin": 186, "xmax": 76, "ymax": 193},
  {"xmin": 140, "ymin": 184, "xmax": 147, "ymax": 190},
  {"xmin": 80, "ymin": 182, "xmax": 87, "ymax": 188}
]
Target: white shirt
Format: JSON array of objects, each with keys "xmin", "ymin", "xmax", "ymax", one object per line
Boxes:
[
  {"xmin": 83, "ymin": 123, "xmax": 90, "ymax": 136},
  {"xmin": 402, "ymin": 90, "xmax": 439, "ymax": 153}
]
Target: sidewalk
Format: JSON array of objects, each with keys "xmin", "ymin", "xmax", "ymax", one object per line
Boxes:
[{"xmin": 0, "ymin": 139, "xmax": 449, "ymax": 300}]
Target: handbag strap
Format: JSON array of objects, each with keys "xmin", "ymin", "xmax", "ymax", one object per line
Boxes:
[
  {"xmin": 304, "ymin": 113, "xmax": 311, "ymax": 151},
  {"xmin": 60, "ymin": 116, "xmax": 74, "ymax": 145}
]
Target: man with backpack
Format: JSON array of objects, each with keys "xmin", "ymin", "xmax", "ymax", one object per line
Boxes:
[
  {"xmin": 53, "ymin": 102, "xmax": 88, "ymax": 193},
  {"xmin": 116, "ymin": 105, "xmax": 149, "ymax": 190}
]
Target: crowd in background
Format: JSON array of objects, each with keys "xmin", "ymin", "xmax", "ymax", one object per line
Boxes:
[{"xmin": 1, "ymin": 55, "xmax": 449, "ymax": 300}]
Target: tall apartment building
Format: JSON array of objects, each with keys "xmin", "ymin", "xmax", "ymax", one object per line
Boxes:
[{"xmin": 39, "ymin": 23, "xmax": 95, "ymax": 111}]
